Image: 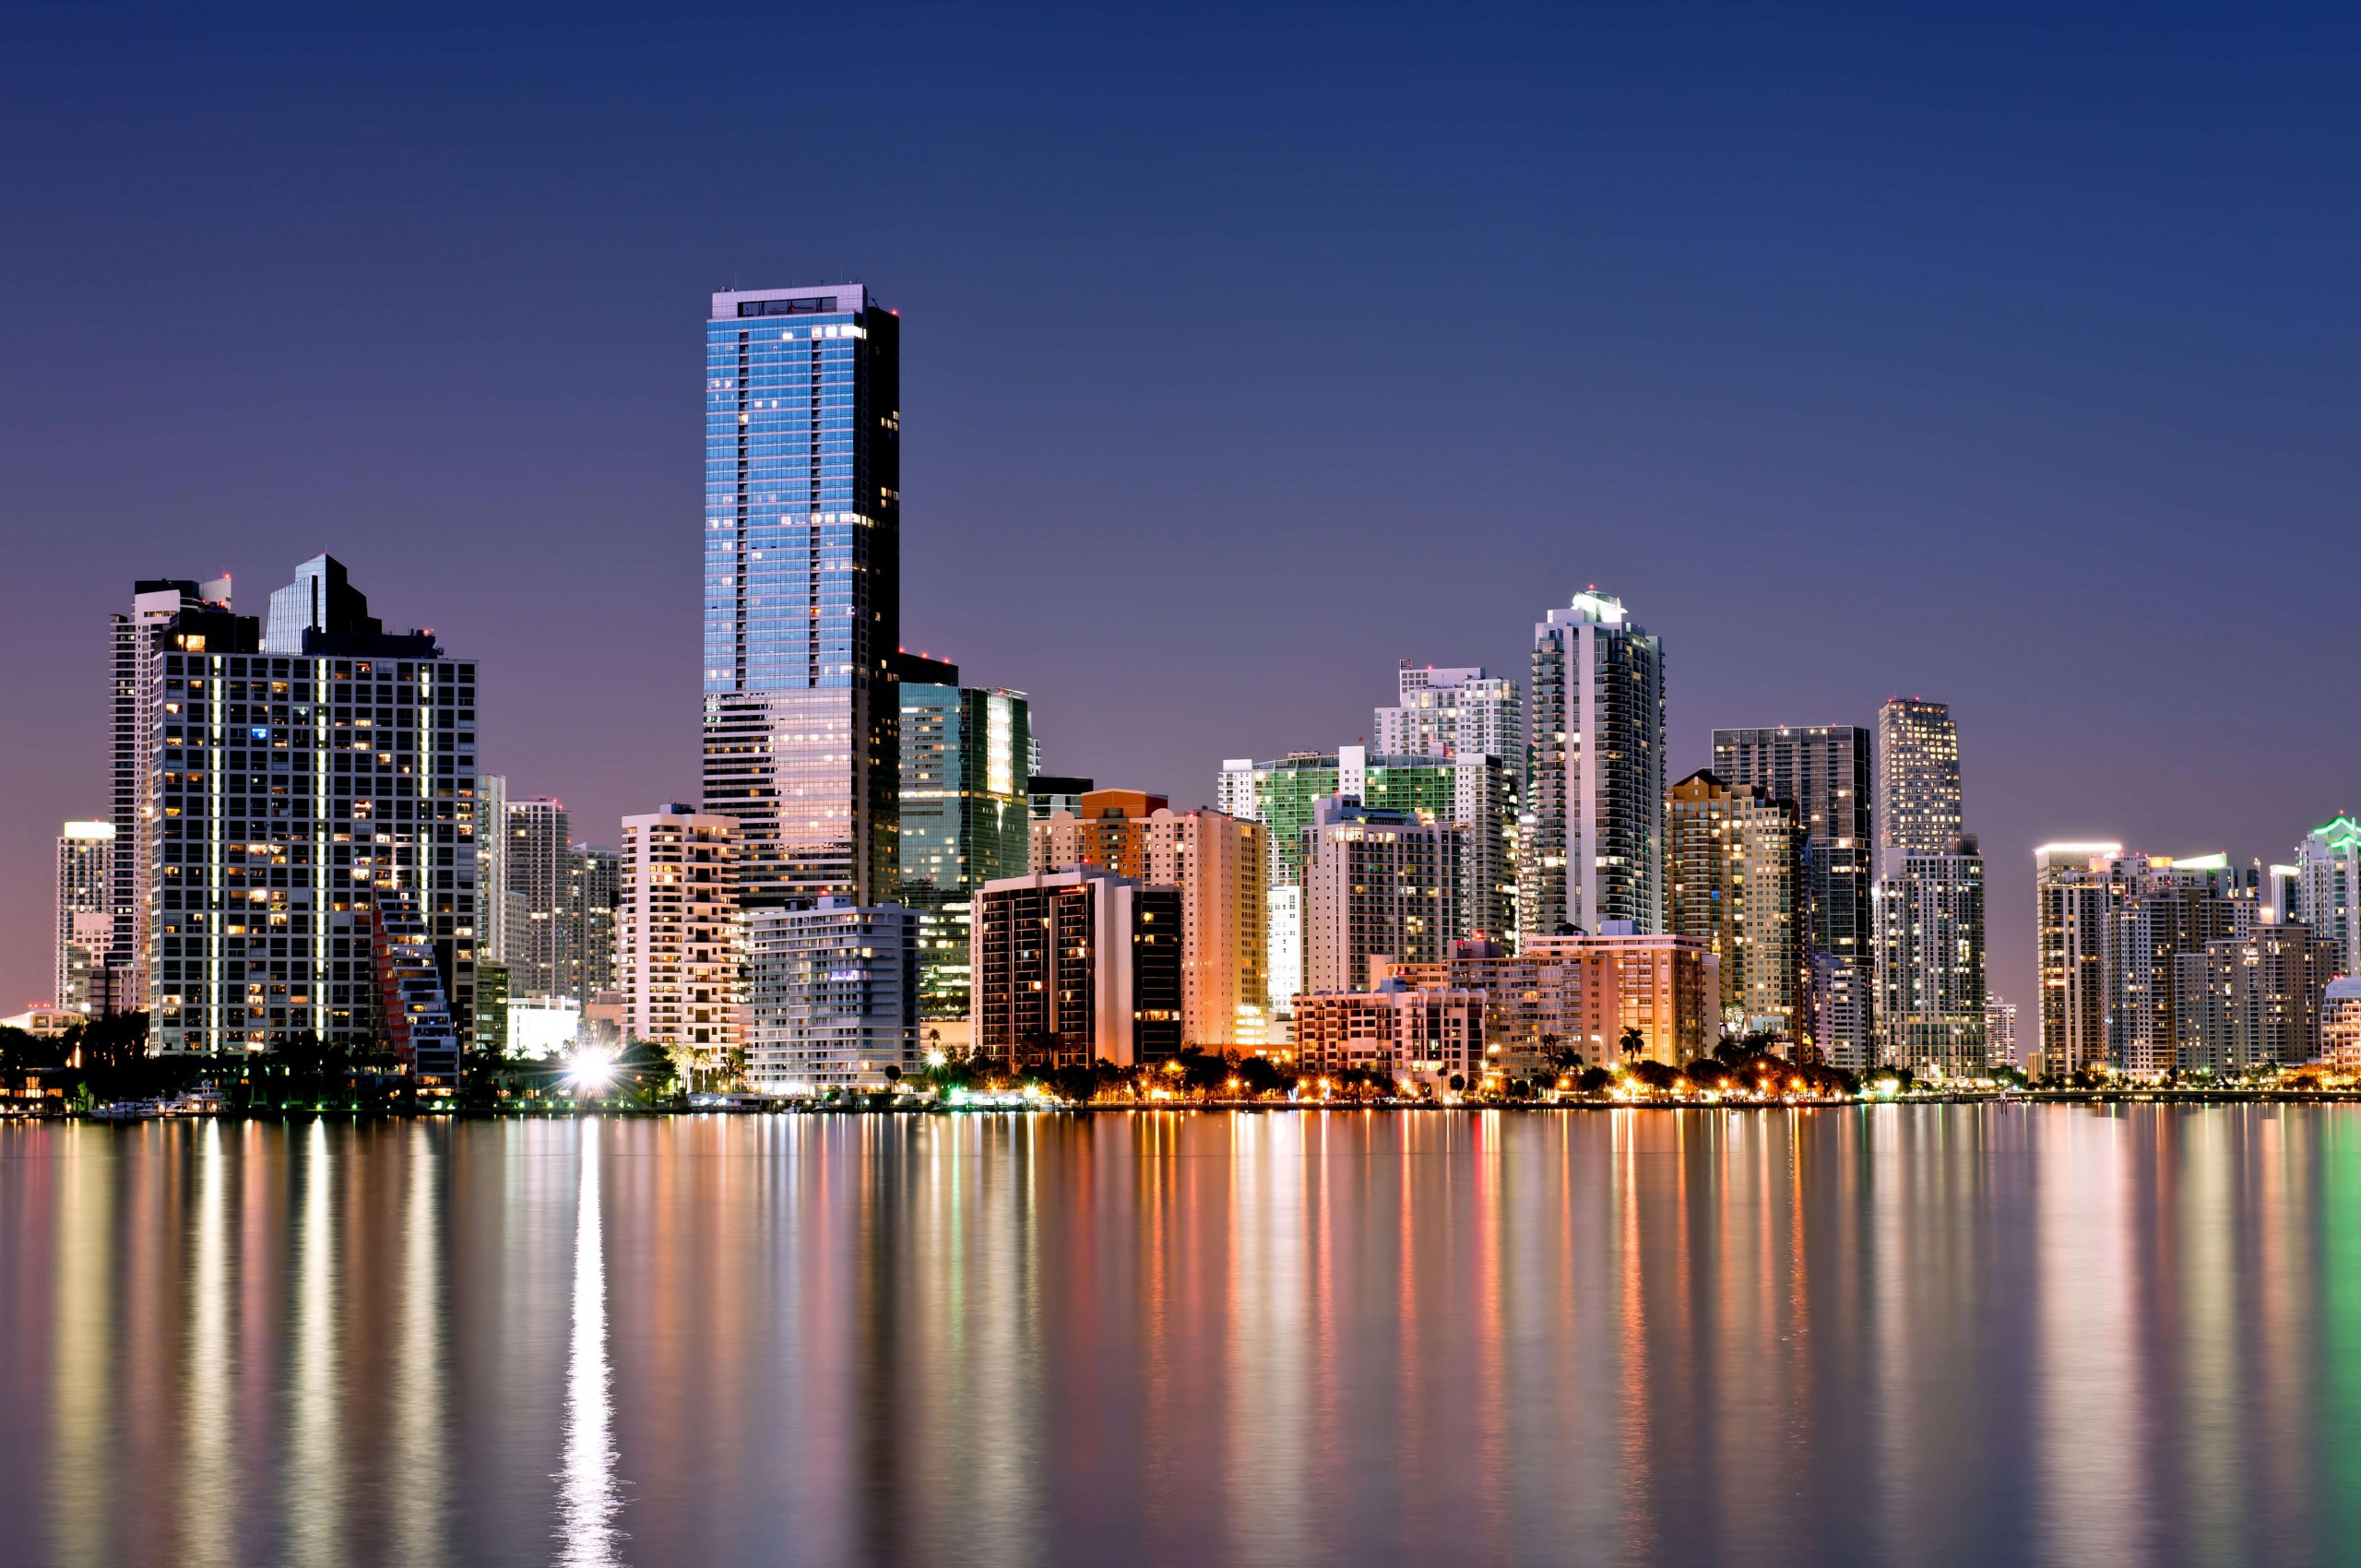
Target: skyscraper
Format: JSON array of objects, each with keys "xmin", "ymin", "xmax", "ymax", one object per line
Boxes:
[
  {"xmin": 54, "ymin": 822, "xmax": 113, "ymax": 1015},
  {"xmin": 1524, "ymin": 589, "xmax": 1665, "ymax": 938},
  {"xmin": 566, "ymin": 844, "xmax": 621, "ymax": 1005},
  {"xmin": 618, "ymin": 805, "xmax": 739, "ymax": 1067},
  {"xmin": 1665, "ymin": 770, "xmax": 1806, "ymax": 1042},
  {"xmin": 144, "ymin": 558, "xmax": 478, "ymax": 1055},
  {"xmin": 744, "ymin": 898, "xmax": 919, "ymax": 1092},
  {"xmin": 1374, "ymin": 664, "xmax": 1524, "ymax": 773},
  {"xmin": 503, "ymin": 797, "xmax": 570, "ymax": 999},
  {"xmin": 113, "ymin": 574, "xmax": 231, "ymax": 981},
  {"xmin": 2293, "ymin": 814, "xmax": 2361, "ymax": 976},
  {"xmin": 1711, "ymin": 724, "xmax": 1875, "ymax": 1065},
  {"xmin": 1873, "ymin": 837, "xmax": 1987, "ymax": 1077},
  {"xmin": 1874, "ymin": 699, "xmax": 1963, "ymax": 854},
  {"xmin": 477, "ymin": 774, "xmax": 509, "ymax": 962},
  {"xmin": 896, "ymin": 654, "xmax": 1034, "ymax": 1019},
  {"xmin": 1301, "ymin": 797, "xmax": 1461, "ymax": 994},
  {"xmin": 702, "ymin": 285, "xmax": 901, "ymax": 907}
]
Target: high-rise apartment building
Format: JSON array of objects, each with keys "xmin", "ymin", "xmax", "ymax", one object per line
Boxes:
[
  {"xmin": 1873, "ymin": 837, "xmax": 1987, "ymax": 1077},
  {"xmin": 1217, "ymin": 754, "xmax": 1340, "ymax": 892},
  {"xmin": 1666, "ymin": 771, "xmax": 1806, "ymax": 1042},
  {"xmin": 2177, "ymin": 923, "xmax": 2338, "ymax": 1072},
  {"xmin": 2293, "ymin": 814, "xmax": 2361, "ymax": 977},
  {"xmin": 618, "ymin": 805, "xmax": 739, "ymax": 1066},
  {"xmin": 1711, "ymin": 724, "xmax": 1875, "ymax": 1065},
  {"xmin": 1374, "ymin": 664, "xmax": 1524, "ymax": 774},
  {"xmin": 2035, "ymin": 842, "xmax": 2121, "ymax": 1080},
  {"xmin": 113, "ymin": 574, "xmax": 232, "ymax": 981},
  {"xmin": 1874, "ymin": 699, "xmax": 1963, "ymax": 854},
  {"xmin": 972, "ymin": 868, "xmax": 1182, "ymax": 1068},
  {"xmin": 744, "ymin": 897, "xmax": 919, "ymax": 1092},
  {"xmin": 1382, "ymin": 931, "xmax": 1718, "ymax": 1072},
  {"xmin": 503, "ymin": 798, "xmax": 571, "ymax": 998},
  {"xmin": 702, "ymin": 285, "xmax": 900, "ymax": 908},
  {"xmin": 566, "ymin": 844, "xmax": 621, "ymax": 1004},
  {"xmin": 1986, "ymin": 992, "xmax": 2020, "ymax": 1069},
  {"xmin": 1301, "ymin": 798, "xmax": 1460, "ymax": 994},
  {"xmin": 896, "ymin": 655, "xmax": 1032, "ymax": 1019},
  {"xmin": 54, "ymin": 823, "xmax": 113, "ymax": 1015},
  {"xmin": 1525, "ymin": 590, "xmax": 1665, "ymax": 939},
  {"xmin": 144, "ymin": 559, "xmax": 478, "ymax": 1054}
]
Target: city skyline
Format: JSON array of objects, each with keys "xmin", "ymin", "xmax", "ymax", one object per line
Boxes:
[{"xmin": 6, "ymin": 7, "xmax": 2361, "ymax": 1022}]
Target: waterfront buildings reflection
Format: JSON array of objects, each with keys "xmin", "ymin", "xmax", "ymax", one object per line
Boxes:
[{"xmin": 5, "ymin": 1108, "xmax": 2361, "ymax": 1567}]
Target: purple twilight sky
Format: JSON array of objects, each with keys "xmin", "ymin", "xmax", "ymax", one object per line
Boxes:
[{"xmin": 3, "ymin": 2, "xmax": 2359, "ymax": 1015}]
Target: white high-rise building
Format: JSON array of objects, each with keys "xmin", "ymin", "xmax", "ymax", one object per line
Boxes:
[
  {"xmin": 477, "ymin": 775, "xmax": 509, "ymax": 963},
  {"xmin": 113, "ymin": 574, "xmax": 231, "ymax": 980},
  {"xmin": 618, "ymin": 805, "xmax": 739, "ymax": 1069},
  {"xmin": 1524, "ymin": 590, "xmax": 1664, "ymax": 940},
  {"xmin": 744, "ymin": 898, "xmax": 918, "ymax": 1092},
  {"xmin": 1874, "ymin": 699, "xmax": 1963, "ymax": 855},
  {"xmin": 55, "ymin": 823, "xmax": 113, "ymax": 1015},
  {"xmin": 1873, "ymin": 837, "xmax": 1987, "ymax": 1077},
  {"xmin": 504, "ymin": 797, "xmax": 571, "ymax": 998},
  {"xmin": 2294, "ymin": 814, "xmax": 2361, "ymax": 976},
  {"xmin": 1986, "ymin": 992, "xmax": 2020, "ymax": 1069},
  {"xmin": 1375, "ymin": 664, "xmax": 1524, "ymax": 773}
]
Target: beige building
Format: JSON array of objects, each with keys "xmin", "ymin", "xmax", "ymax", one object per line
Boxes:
[
  {"xmin": 1383, "ymin": 931, "xmax": 1717, "ymax": 1074},
  {"xmin": 1666, "ymin": 770, "xmax": 1805, "ymax": 1042},
  {"xmin": 1302, "ymin": 798, "xmax": 1459, "ymax": 995},
  {"xmin": 1032, "ymin": 790, "xmax": 1266, "ymax": 1048},
  {"xmin": 619, "ymin": 804, "xmax": 739, "ymax": 1071},
  {"xmin": 1293, "ymin": 984, "xmax": 1485, "ymax": 1081}
]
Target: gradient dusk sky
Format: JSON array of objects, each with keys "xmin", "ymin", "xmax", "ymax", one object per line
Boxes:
[{"xmin": 4, "ymin": 3, "xmax": 2358, "ymax": 1014}]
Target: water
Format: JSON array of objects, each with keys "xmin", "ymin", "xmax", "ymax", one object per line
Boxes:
[{"xmin": 4, "ymin": 1105, "xmax": 2358, "ymax": 1567}]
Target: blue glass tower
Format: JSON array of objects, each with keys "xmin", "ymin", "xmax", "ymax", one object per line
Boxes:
[{"xmin": 702, "ymin": 285, "xmax": 902, "ymax": 905}]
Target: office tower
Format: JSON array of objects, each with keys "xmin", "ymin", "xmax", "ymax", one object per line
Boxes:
[
  {"xmin": 1874, "ymin": 699, "xmax": 1963, "ymax": 854},
  {"xmin": 567, "ymin": 844, "xmax": 621, "ymax": 1004},
  {"xmin": 1375, "ymin": 664, "xmax": 1524, "ymax": 773},
  {"xmin": 1030, "ymin": 791, "xmax": 1267, "ymax": 1047},
  {"xmin": 477, "ymin": 774, "xmax": 509, "ymax": 962},
  {"xmin": 972, "ymin": 868, "xmax": 1182, "ymax": 1068},
  {"xmin": 1873, "ymin": 837, "xmax": 1987, "ymax": 1077},
  {"xmin": 1381, "ymin": 931, "xmax": 1719, "ymax": 1072},
  {"xmin": 1301, "ymin": 797, "xmax": 1461, "ymax": 994},
  {"xmin": 2293, "ymin": 814, "xmax": 2361, "ymax": 975},
  {"xmin": 2322, "ymin": 977, "xmax": 2361, "ymax": 1072},
  {"xmin": 1524, "ymin": 589, "xmax": 1665, "ymax": 939},
  {"xmin": 264, "ymin": 555, "xmax": 379, "ymax": 654},
  {"xmin": 113, "ymin": 574, "xmax": 232, "ymax": 980},
  {"xmin": 2177, "ymin": 924, "xmax": 2337, "ymax": 1071},
  {"xmin": 702, "ymin": 285, "xmax": 900, "ymax": 908},
  {"xmin": 54, "ymin": 823, "xmax": 113, "ymax": 1014},
  {"xmin": 1028, "ymin": 775, "xmax": 1092, "ymax": 821},
  {"xmin": 1666, "ymin": 770, "xmax": 1806, "ymax": 1042},
  {"xmin": 371, "ymin": 888, "xmax": 462, "ymax": 1083},
  {"xmin": 744, "ymin": 898, "xmax": 919, "ymax": 1092},
  {"xmin": 1712, "ymin": 724, "xmax": 1875, "ymax": 1065},
  {"xmin": 618, "ymin": 805, "xmax": 739, "ymax": 1066},
  {"xmin": 896, "ymin": 655, "xmax": 1033, "ymax": 1020},
  {"xmin": 145, "ymin": 559, "xmax": 477, "ymax": 1053},
  {"xmin": 1293, "ymin": 982, "xmax": 1487, "ymax": 1082},
  {"xmin": 503, "ymin": 798, "xmax": 571, "ymax": 998},
  {"xmin": 1986, "ymin": 992, "xmax": 2020, "ymax": 1069}
]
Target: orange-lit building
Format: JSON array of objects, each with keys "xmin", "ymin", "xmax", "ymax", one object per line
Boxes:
[
  {"xmin": 1382, "ymin": 931, "xmax": 1715, "ymax": 1072},
  {"xmin": 1293, "ymin": 983, "xmax": 1484, "ymax": 1080}
]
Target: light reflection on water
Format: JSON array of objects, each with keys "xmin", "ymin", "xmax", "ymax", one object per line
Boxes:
[{"xmin": 7, "ymin": 1106, "xmax": 2361, "ymax": 1566}]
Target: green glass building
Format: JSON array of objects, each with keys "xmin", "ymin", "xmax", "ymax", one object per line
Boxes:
[{"xmin": 896, "ymin": 656, "xmax": 1032, "ymax": 1020}]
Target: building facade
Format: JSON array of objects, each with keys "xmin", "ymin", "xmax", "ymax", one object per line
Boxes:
[
  {"xmin": 55, "ymin": 822, "xmax": 113, "ymax": 1015},
  {"xmin": 567, "ymin": 844, "xmax": 621, "ymax": 1005},
  {"xmin": 113, "ymin": 574, "xmax": 232, "ymax": 987},
  {"xmin": 1292, "ymin": 982, "xmax": 1487, "ymax": 1082},
  {"xmin": 1986, "ymin": 992, "xmax": 2020, "ymax": 1069},
  {"xmin": 477, "ymin": 774, "xmax": 508, "ymax": 962},
  {"xmin": 1711, "ymin": 724, "xmax": 1875, "ymax": 1066},
  {"xmin": 896, "ymin": 654, "xmax": 1034, "ymax": 1021},
  {"xmin": 1874, "ymin": 699, "xmax": 1963, "ymax": 855},
  {"xmin": 1524, "ymin": 590, "xmax": 1665, "ymax": 940},
  {"xmin": 2321, "ymin": 976, "xmax": 2361, "ymax": 1073},
  {"xmin": 503, "ymin": 797, "xmax": 571, "ymax": 998},
  {"xmin": 2294, "ymin": 814, "xmax": 2361, "ymax": 977},
  {"xmin": 1374, "ymin": 663, "xmax": 1524, "ymax": 775},
  {"xmin": 2176, "ymin": 924, "xmax": 2338, "ymax": 1072},
  {"xmin": 1384, "ymin": 932, "xmax": 1717, "ymax": 1073},
  {"xmin": 744, "ymin": 898, "xmax": 919, "ymax": 1092},
  {"xmin": 702, "ymin": 284, "xmax": 901, "ymax": 907},
  {"xmin": 1666, "ymin": 770, "xmax": 1807, "ymax": 1043},
  {"xmin": 971, "ymin": 868, "xmax": 1182, "ymax": 1068},
  {"xmin": 1301, "ymin": 799, "xmax": 1460, "ymax": 995},
  {"xmin": 145, "ymin": 560, "xmax": 479, "ymax": 1054},
  {"xmin": 1873, "ymin": 838, "xmax": 1987, "ymax": 1077},
  {"xmin": 618, "ymin": 805, "xmax": 739, "ymax": 1067}
]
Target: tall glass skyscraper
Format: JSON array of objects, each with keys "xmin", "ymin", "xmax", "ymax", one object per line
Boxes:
[
  {"xmin": 895, "ymin": 653, "xmax": 1033, "ymax": 1019},
  {"xmin": 1523, "ymin": 590, "xmax": 1665, "ymax": 939},
  {"xmin": 703, "ymin": 285, "xmax": 902, "ymax": 906}
]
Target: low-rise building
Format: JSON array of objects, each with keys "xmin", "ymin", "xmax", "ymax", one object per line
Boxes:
[
  {"xmin": 1384, "ymin": 930, "xmax": 1716, "ymax": 1073},
  {"xmin": 618, "ymin": 805, "xmax": 739, "ymax": 1068},
  {"xmin": 972, "ymin": 867, "xmax": 1181, "ymax": 1069},
  {"xmin": 745, "ymin": 898, "xmax": 919, "ymax": 1093},
  {"xmin": 1292, "ymin": 981, "xmax": 1485, "ymax": 1082}
]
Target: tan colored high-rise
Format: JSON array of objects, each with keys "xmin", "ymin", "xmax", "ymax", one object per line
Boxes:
[
  {"xmin": 1030, "ymin": 790, "xmax": 1266, "ymax": 1047},
  {"xmin": 619, "ymin": 805, "xmax": 739, "ymax": 1072},
  {"xmin": 1666, "ymin": 769, "xmax": 1805, "ymax": 1043}
]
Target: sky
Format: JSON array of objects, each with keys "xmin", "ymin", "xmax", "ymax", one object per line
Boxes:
[{"xmin": 3, "ymin": 1, "xmax": 2358, "ymax": 1019}]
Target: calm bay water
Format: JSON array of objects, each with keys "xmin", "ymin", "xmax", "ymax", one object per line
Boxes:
[{"xmin": 4, "ymin": 1106, "xmax": 2359, "ymax": 1567}]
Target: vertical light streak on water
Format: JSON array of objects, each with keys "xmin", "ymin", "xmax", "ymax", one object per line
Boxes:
[
  {"xmin": 2319, "ymin": 1110, "xmax": 2361, "ymax": 1546},
  {"xmin": 1866, "ymin": 1106, "xmax": 1924, "ymax": 1568},
  {"xmin": 1472, "ymin": 1111, "xmax": 1509, "ymax": 1543},
  {"xmin": 2250, "ymin": 1110, "xmax": 2311, "ymax": 1551},
  {"xmin": 1223, "ymin": 1111, "xmax": 1310, "ymax": 1568},
  {"xmin": 1612, "ymin": 1109, "xmax": 1655, "ymax": 1559},
  {"xmin": 557, "ymin": 1118, "xmax": 624, "ymax": 1566},
  {"xmin": 287, "ymin": 1119, "xmax": 344, "ymax": 1568},
  {"xmin": 393, "ymin": 1126, "xmax": 449, "ymax": 1568},
  {"xmin": 2036, "ymin": 1112, "xmax": 2142, "ymax": 1568},
  {"xmin": 48, "ymin": 1128, "xmax": 112, "ymax": 1568},
  {"xmin": 182, "ymin": 1121, "xmax": 236, "ymax": 1568},
  {"xmin": 2177, "ymin": 1111, "xmax": 2241, "ymax": 1565}
]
